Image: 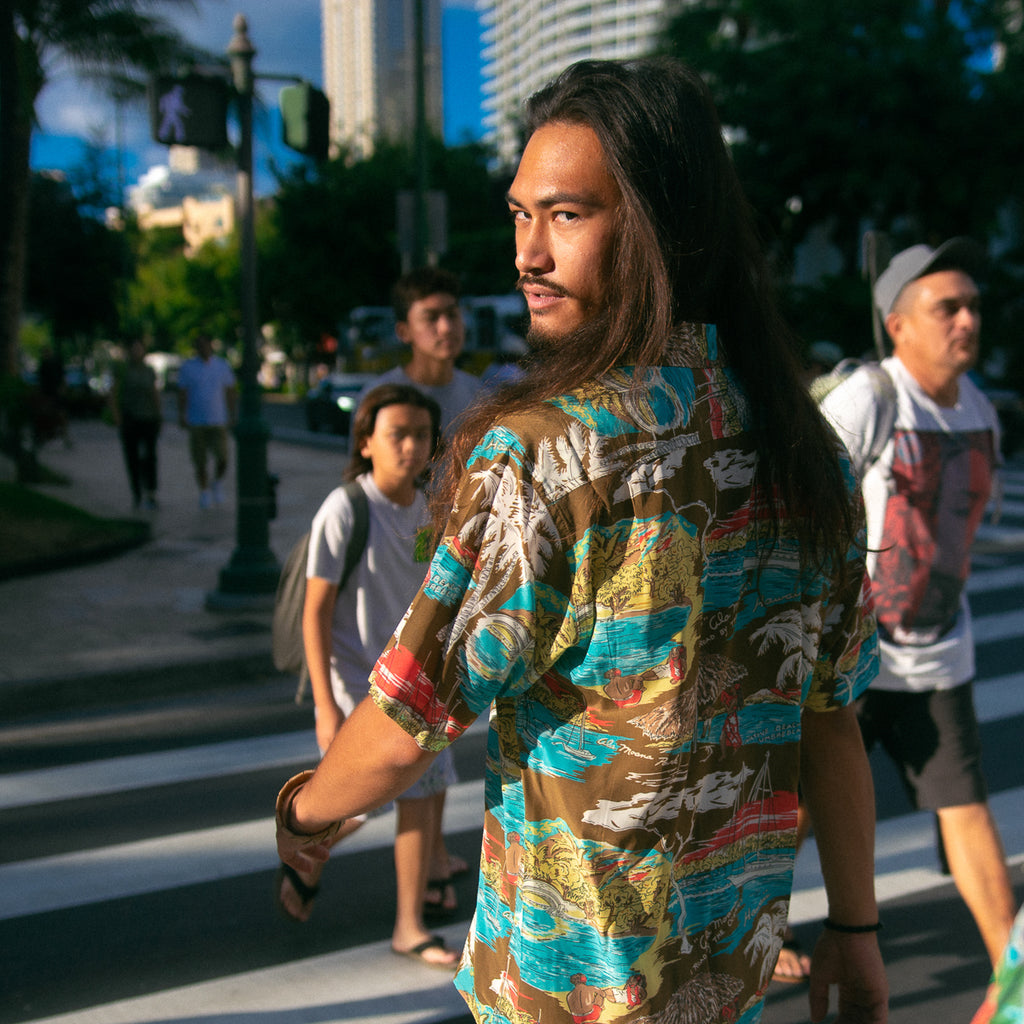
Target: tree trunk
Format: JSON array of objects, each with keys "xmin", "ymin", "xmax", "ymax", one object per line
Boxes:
[
  {"xmin": 0, "ymin": 7, "xmax": 34, "ymax": 381},
  {"xmin": 0, "ymin": 10, "xmax": 43, "ymax": 480}
]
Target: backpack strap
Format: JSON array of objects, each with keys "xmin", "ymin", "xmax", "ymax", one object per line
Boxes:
[
  {"xmin": 858, "ymin": 363, "xmax": 898, "ymax": 470},
  {"xmin": 339, "ymin": 479, "xmax": 369, "ymax": 591}
]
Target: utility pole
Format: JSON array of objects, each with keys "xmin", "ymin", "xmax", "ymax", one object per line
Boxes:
[
  {"xmin": 208, "ymin": 13, "xmax": 279, "ymax": 607},
  {"xmin": 412, "ymin": 0, "xmax": 428, "ymax": 269}
]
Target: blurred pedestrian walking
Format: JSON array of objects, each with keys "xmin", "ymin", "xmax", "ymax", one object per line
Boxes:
[
  {"xmin": 111, "ymin": 340, "xmax": 162, "ymax": 511},
  {"xmin": 176, "ymin": 334, "xmax": 237, "ymax": 510}
]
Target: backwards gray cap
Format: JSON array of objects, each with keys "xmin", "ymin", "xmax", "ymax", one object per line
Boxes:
[{"xmin": 874, "ymin": 237, "xmax": 984, "ymax": 319}]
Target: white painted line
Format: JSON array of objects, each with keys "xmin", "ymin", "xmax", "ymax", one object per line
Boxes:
[
  {"xmin": 967, "ymin": 564, "xmax": 1024, "ymax": 594},
  {"xmin": 0, "ymin": 731, "xmax": 319, "ymax": 811},
  {"xmin": 0, "ymin": 715, "xmax": 490, "ymax": 812},
  {"xmin": 973, "ymin": 608, "xmax": 1024, "ymax": 645},
  {"xmin": 0, "ymin": 778, "xmax": 485, "ymax": 921},
  {"xmin": 974, "ymin": 673, "xmax": 1024, "ymax": 722},
  {"xmin": 789, "ymin": 786, "xmax": 1024, "ymax": 925},
  {"xmin": 8, "ymin": 923, "xmax": 472, "ymax": 1024}
]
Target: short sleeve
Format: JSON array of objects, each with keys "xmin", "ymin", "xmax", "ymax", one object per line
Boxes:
[
  {"xmin": 307, "ymin": 486, "xmax": 356, "ymax": 585},
  {"xmin": 803, "ymin": 454, "xmax": 879, "ymax": 711},
  {"xmin": 805, "ymin": 560, "xmax": 878, "ymax": 712},
  {"xmin": 370, "ymin": 425, "xmax": 577, "ymax": 750}
]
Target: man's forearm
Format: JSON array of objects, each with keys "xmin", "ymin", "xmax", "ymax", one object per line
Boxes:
[
  {"xmin": 287, "ymin": 696, "xmax": 436, "ymax": 832},
  {"xmin": 801, "ymin": 704, "xmax": 879, "ymax": 926}
]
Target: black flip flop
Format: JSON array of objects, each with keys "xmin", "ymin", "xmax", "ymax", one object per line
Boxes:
[
  {"xmin": 392, "ymin": 934, "xmax": 458, "ymax": 971},
  {"xmin": 423, "ymin": 878, "xmax": 458, "ymax": 919},
  {"xmin": 274, "ymin": 863, "xmax": 320, "ymax": 922}
]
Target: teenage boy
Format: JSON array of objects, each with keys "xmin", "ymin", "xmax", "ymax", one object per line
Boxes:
[{"xmin": 362, "ymin": 268, "xmax": 483, "ymax": 436}]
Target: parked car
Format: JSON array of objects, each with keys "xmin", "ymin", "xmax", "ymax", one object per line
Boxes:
[{"xmin": 303, "ymin": 372, "xmax": 378, "ymax": 434}]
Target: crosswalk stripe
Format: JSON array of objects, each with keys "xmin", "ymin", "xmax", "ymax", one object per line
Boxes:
[
  {"xmin": 974, "ymin": 524, "xmax": 1024, "ymax": 550},
  {"xmin": 987, "ymin": 496, "xmax": 1024, "ymax": 517},
  {"xmin": 975, "ymin": 672, "xmax": 1024, "ymax": 722},
  {"xmin": 789, "ymin": 785, "xmax": 1024, "ymax": 925},
  {"xmin": 973, "ymin": 608, "xmax": 1024, "ymax": 644},
  {"xmin": 0, "ymin": 715, "xmax": 490, "ymax": 813},
  {"xmin": 967, "ymin": 563, "xmax": 1024, "ymax": 594},
  {"xmin": 10, "ymin": 923, "xmax": 472, "ymax": 1024},
  {"xmin": 0, "ymin": 777, "xmax": 486, "ymax": 922},
  {"xmin": 0, "ymin": 730, "xmax": 318, "ymax": 812}
]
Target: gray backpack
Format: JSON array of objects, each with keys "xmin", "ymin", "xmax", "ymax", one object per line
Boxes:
[
  {"xmin": 271, "ymin": 480, "xmax": 369, "ymax": 678},
  {"xmin": 812, "ymin": 358, "xmax": 897, "ymax": 475}
]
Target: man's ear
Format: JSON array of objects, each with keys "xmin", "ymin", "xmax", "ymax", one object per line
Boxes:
[
  {"xmin": 884, "ymin": 310, "xmax": 903, "ymax": 346},
  {"xmin": 395, "ymin": 320, "xmax": 412, "ymax": 345}
]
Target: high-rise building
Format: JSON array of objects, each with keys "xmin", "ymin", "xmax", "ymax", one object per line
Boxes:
[
  {"xmin": 480, "ymin": 0, "xmax": 684, "ymax": 166},
  {"xmin": 321, "ymin": 0, "xmax": 444, "ymax": 158}
]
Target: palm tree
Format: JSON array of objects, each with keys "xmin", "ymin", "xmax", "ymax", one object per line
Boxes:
[{"xmin": 0, "ymin": 0, "xmax": 198, "ymax": 474}]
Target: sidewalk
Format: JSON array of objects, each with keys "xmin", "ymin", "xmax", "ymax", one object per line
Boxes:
[{"xmin": 0, "ymin": 410, "xmax": 350, "ymax": 716}]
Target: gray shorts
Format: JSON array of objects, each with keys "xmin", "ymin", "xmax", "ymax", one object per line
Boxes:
[
  {"xmin": 398, "ymin": 746, "xmax": 457, "ymax": 801},
  {"xmin": 856, "ymin": 682, "xmax": 988, "ymax": 810}
]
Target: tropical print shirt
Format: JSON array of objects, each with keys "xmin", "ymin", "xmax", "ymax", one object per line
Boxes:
[
  {"xmin": 371, "ymin": 324, "xmax": 878, "ymax": 1024},
  {"xmin": 972, "ymin": 904, "xmax": 1024, "ymax": 1024}
]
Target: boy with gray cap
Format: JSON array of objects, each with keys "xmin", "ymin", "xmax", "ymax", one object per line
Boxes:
[{"xmin": 821, "ymin": 238, "xmax": 1018, "ymax": 971}]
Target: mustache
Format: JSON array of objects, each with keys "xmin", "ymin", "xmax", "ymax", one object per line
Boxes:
[{"xmin": 515, "ymin": 275, "xmax": 574, "ymax": 300}]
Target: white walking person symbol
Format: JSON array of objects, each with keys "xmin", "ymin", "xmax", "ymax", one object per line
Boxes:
[{"xmin": 158, "ymin": 84, "xmax": 190, "ymax": 142}]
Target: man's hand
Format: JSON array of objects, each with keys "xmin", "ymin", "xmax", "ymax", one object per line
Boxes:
[
  {"xmin": 808, "ymin": 930, "xmax": 888, "ymax": 1023},
  {"xmin": 274, "ymin": 770, "xmax": 342, "ymax": 875},
  {"xmin": 275, "ymin": 824, "xmax": 333, "ymax": 876}
]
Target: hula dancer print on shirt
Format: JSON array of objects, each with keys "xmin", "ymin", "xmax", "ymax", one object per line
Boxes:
[{"xmin": 371, "ymin": 324, "xmax": 878, "ymax": 1023}]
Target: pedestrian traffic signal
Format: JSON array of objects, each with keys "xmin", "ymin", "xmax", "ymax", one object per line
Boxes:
[
  {"xmin": 279, "ymin": 83, "xmax": 330, "ymax": 161},
  {"xmin": 149, "ymin": 74, "xmax": 230, "ymax": 150}
]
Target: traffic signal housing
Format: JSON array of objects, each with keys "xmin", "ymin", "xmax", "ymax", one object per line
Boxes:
[
  {"xmin": 280, "ymin": 83, "xmax": 330, "ymax": 161},
  {"xmin": 149, "ymin": 74, "xmax": 230, "ymax": 150}
]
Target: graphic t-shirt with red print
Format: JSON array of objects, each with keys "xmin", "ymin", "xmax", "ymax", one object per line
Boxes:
[{"xmin": 822, "ymin": 356, "xmax": 1000, "ymax": 691}]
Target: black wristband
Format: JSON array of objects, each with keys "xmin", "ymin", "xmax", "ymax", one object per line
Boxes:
[{"xmin": 823, "ymin": 917, "xmax": 883, "ymax": 934}]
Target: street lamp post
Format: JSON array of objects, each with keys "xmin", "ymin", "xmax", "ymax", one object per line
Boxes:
[{"xmin": 208, "ymin": 13, "xmax": 279, "ymax": 607}]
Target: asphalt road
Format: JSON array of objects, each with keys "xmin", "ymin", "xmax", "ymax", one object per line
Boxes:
[{"xmin": 1, "ymin": 447, "xmax": 1022, "ymax": 1024}]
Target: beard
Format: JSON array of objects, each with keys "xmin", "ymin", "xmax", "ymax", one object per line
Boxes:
[
  {"xmin": 523, "ymin": 309, "xmax": 615, "ymax": 368},
  {"xmin": 524, "ymin": 320, "xmax": 568, "ymax": 354}
]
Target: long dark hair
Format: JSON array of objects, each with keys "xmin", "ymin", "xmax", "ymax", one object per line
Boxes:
[
  {"xmin": 431, "ymin": 58, "xmax": 857, "ymax": 572},
  {"xmin": 344, "ymin": 383, "xmax": 442, "ymax": 484}
]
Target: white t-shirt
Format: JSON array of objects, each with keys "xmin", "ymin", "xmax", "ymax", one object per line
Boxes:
[
  {"xmin": 177, "ymin": 355, "xmax": 235, "ymax": 426},
  {"xmin": 306, "ymin": 474, "xmax": 430, "ymax": 711},
  {"xmin": 821, "ymin": 356, "xmax": 1000, "ymax": 691},
  {"xmin": 360, "ymin": 365, "xmax": 483, "ymax": 436}
]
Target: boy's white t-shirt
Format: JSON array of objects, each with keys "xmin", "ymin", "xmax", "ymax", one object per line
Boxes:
[
  {"xmin": 360, "ymin": 365, "xmax": 483, "ymax": 435},
  {"xmin": 306, "ymin": 473, "xmax": 429, "ymax": 712},
  {"xmin": 821, "ymin": 356, "xmax": 1000, "ymax": 692}
]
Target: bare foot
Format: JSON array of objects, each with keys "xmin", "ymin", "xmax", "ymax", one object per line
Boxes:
[
  {"xmin": 772, "ymin": 930, "xmax": 811, "ymax": 984},
  {"xmin": 392, "ymin": 932, "xmax": 459, "ymax": 969},
  {"xmin": 430, "ymin": 851, "xmax": 470, "ymax": 879}
]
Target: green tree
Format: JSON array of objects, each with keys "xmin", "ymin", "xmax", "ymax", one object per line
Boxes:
[
  {"xmin": 263, "ymin": 137, "xmax": 513, "ymax": 363},
  {"xmin": 24, "ymin": 171, "xmax": 124, "ymax": 352},
  {"xmin": 661, "ymin": 0, "xmax": 1024, "ymax": 351},
  {"xmin": 123, "ymin": 229, "xmax": 240, "ymax": 350},
  {"xmin": 0, "ymin": 0, "xmax": 196, "ymax": 383}
]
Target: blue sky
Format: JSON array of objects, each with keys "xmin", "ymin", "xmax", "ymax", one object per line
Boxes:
[{"xmin": 30, "ymin": 1, "xmax": 485, "ymax": 197}]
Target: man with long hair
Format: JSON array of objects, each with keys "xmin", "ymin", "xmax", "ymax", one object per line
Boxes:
[{"xmin": 277, "ymin": 59, "xmax": 888, "ymax": 1023}]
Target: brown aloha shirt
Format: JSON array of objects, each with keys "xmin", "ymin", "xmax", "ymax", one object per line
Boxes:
[{"xmin": 371, "ymin": 324, "xmax": 878, "ymax": 1023}]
